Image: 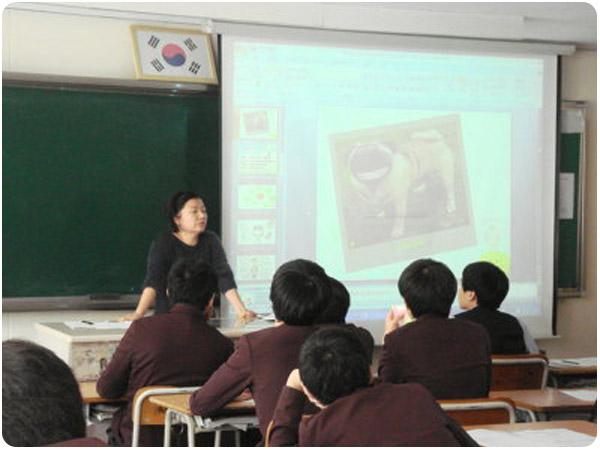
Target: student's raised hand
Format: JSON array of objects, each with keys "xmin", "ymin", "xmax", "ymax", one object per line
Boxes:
[
  {"xmin": 383, "ymin": 307, "xmax": 405, "ymax": 337},
  {"xmin": 285, "ymin": 368, "xmax": 304, "ymax": 392}
]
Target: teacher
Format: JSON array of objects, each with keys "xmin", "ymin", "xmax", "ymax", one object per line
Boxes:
[{"xmin": 121, "ymin": 191, "xmax": 256, "ymax": 320}]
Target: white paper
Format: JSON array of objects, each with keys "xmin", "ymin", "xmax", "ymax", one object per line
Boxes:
[
  {"xmin": 559, "ymin": 173, "xmax": 576, "ymax": 219},
  {"xmin": 468, "ymin": 428, "xmax": 595, "ymax": 447},
  {"xmin": 550, "ymin": 357, "xmax": 597, "ymax": 368},
  {"xmin": 64, "ymin": 320, "xmax": 131, "ymax": 330},
  {"xmin": 560, "ymin": 389, "xmax": 597, "ymax": 402}
]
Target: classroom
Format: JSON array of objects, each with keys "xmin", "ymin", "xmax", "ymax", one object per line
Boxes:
[{"xmin": 2, "ymin": 2, "xmax": 597, "ymax": 447}]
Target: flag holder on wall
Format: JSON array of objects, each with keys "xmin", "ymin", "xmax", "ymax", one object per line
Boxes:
[{"xmin": 130, "ymin": 25, "xmax": 218, "ymax": 84}]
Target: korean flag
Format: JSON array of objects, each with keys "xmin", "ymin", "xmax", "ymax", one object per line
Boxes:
[{"xmin": 133, "ymin": 27, "xmax": 218, "ymax": 83}]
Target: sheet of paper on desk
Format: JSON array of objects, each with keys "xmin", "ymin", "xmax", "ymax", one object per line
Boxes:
[
  {"xmin": 560, "ymin": 389, "xmax": 597, "ymax": 402},
  {"xmin": 550, "ymin": 357, "xmax": 597, "ymax": 367},
  {"xmin": 467, "ymin": 429, "xmax": 595, "ymax": 447},
  {"xmin": 64, "ymin": 320, "xmax": 131, "ymax": 330}
]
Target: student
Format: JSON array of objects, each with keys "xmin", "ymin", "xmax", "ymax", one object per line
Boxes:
[
  {"xmin": 2, "ymin": 339, "xmax": 106, "ymax": 446},
  {"xmin": 97, "ymin": 258, "xmax": 234, "ymax": 446},
  {"xmin": 189, "ymin": 259, "xmax": 330, "ymax": 439},
  {"xmin": 379, "ymin": 258, "xmax": 491, "ymax": 399},
  {"xmin": 269, "ymin": 327, "xmax": 477, "ymax": 446},
  {"xmin": 314, "ymin": 276, "xmax": 375, "ymax": 362},
  {"xmin": 455, "ymin": 261, "xmax": 529, "ymax": 355},
  {"xmin": 121, "ymin": 190, "xmax": 255, "ymax": 320}
]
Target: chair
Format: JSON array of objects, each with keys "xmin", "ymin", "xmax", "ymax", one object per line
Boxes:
[
  {"xmin": 491, "ymin": 354, "xmax": 549, "ymax": 390},
  {"xmin": 131, "ymin": 385, "xmax": 199, "ymax": 447},
  {"xmin": 439, "ymin": 397, "xmax": 517, "ymax": 426}
]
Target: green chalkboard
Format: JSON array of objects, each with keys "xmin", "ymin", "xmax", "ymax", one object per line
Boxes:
[
  {"xmin": 2, "ymin": 85, "xmax": 220, "ymax": 297},
  {"xmin": 557, "ymin": 132, "xmax": 583, "ymax": 290}
]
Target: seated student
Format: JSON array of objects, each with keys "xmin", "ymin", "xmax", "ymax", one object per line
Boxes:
[
  {"xmin": 379, "ymin": 258, "xmax": 491, "ymax": 399},
  {"xmin": 314, "ymin": 276, "xmax": 375, "ymax": 362},
  {"xmin": 269, "ymin": 328, "xmax": 477, "ymax": 446},
  {"xmin": 97, "ymin": 258, "xmax": 234, "ymax": 446},
  {"xmin": 2, "ymin": 339, "xmax": 106, "ymax": 446},
  {"xmin": 455, "ymin": 261, "xmax": 529, "ymax": 355},
  {"xmin": 189, "ymin": 259, "xmax": 330, "ymax": 439}
]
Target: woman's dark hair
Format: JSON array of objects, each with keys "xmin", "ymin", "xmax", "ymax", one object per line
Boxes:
[
  {"xmin": 2, "ymin": 339, "xmax": 86, "ymax": 446},
  {"xmin": 462, "ymin": 261, "xmax": 509, "ymax": 310},
  {"xmin": 167, "ymin": 191, "xmax": 202, "ymax": 232},
  {"xmin": 314, "ymin": 277, "xmax": 350, "ymax": 325},
  {"xmin": 269, "ymin": 259, "xmax": 330, "ymax": 326},
  {"xmin": 398, "ymin": 258, "xmax": 457, "ymax": 318},
  {"xmin": 167, "ymin": 257, "xmax": 218, "ymax": 310},
  {"xmin": 299, "ymin": 327, "xmax": 370, "ymax": 405}
]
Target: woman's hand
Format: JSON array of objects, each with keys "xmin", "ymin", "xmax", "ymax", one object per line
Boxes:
[
  {"xmin": 118, "ymin": 311, "xmax": 144, "ymax": 322},
  {"xmin": 237, "ymin": 308, "xmax": 258, "ymax": 320}
]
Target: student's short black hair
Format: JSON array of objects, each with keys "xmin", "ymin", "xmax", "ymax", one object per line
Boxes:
[
  {"xmin": 167, "ymin": 191, "xmax": 203, "ymax": 232},
  {"xmin": 462, "ymin": 261, "xmax": 509, "ymax": 309},
  {"xmin": 167, "ymin": 258, "xmax": 218, "ymax": 310},
  {"xmin": 2, "ymin": 339, "xmax": 86, "ymax": 446},
  {"xmin": 299, "ymin": 327, "xmax": 370, "ymax": 405},
  {"xmin": 398, "ymin": 258, "xmax": 457, "ymax": 318},
  {"xmin": 270, "ymin": 259, "xmax": 330, "ymax": 326},
  {"xmin": 314, "ymin": 277, "xmax": 350, "ymax": 325}
]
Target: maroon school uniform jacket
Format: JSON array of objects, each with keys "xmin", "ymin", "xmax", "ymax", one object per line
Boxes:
[
  {"xmin": 47, "ymin": 437, "xmax": 107, "ymax": 446},
  {"xmin": 96, "ymin": 303, "xmax": 234, "ymax": 446},
  {"xmin": 269, "ymin": 382, "xmax": 478, "ymax": 446},
  {"xmin": 379, "ymin": 315, "xmax": 492, "ymax": 399},
  {"xmin": 189, "ymin": 324, "xmax": 317, "ymax": 436}
]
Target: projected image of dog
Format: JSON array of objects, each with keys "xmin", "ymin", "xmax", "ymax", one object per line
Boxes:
[{"xmin": 346, "ymin": 129, "xmax": 457, "ymax": 239}]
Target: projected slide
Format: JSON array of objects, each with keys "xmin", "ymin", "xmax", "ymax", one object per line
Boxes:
[{"xmin": 222, "ymin": 36, "xmax": 557, "ymax": 337}]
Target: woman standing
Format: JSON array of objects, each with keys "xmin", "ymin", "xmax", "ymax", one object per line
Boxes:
[{"xmin": 121, "ymin": 191, "xmax": 255, "ymax": 320}]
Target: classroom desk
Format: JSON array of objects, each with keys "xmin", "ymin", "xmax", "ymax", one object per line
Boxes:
[
  {"xmin": 465, "ymin": 420, "xmax": 596, "ymax": 446},
  {"xmin": 37, "ymin": 317, "xmax": 273, "ymax": 381},
  {"xmin": 148, "ymin": 393, "xmax": 257, "ymax": 447},
  {"xmin": 79, "ymin": 380, "xmax": 126, "ymax": 427},
  {"xmin": 548, "ymin": 358, "xmax": 597, "ymax": 388},
  {"xmin": 490, "ymin": 388, "xmax": 596, "ymax": 421}
]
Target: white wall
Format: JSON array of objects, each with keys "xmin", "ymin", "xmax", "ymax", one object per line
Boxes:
[{"xmin": 3, "ymin": 5, "xmax": 596, "ymax": 357}]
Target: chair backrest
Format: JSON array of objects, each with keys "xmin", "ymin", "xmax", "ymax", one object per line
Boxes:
[
  {"xmin": 439, "ymin": 397, "xmax": 516, "ymax": 426},
  {"xmin": 491, "ymin": 354, "xmax": 549, "ymax": 390},
  {"xmin": 131, "ymin": 385, "xmax": 200, "ymax": 447}
]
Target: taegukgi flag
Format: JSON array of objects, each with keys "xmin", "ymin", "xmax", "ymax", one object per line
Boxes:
[{"xmin": 131, "ymin": 26, "xmax": 218, "ymax": 83}]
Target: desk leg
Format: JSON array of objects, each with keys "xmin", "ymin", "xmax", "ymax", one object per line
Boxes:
[
  {"xmin": 235, "ymin": 430, "xmax": 241, "ymax": 447},
  {"xmin": 214, "ymin": 430, "xmax": 222, "ymax": 447},
  {"xmin": 164, "ymin": 409, "xmax": 173, "ymax": 447},
  {"xmin": 184, "ymin": 415, "xmax": 195, "ymax": 447}
]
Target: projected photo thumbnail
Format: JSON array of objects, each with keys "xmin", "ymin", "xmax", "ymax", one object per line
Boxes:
[
  {"xmin": 330, "ymin": 114, "xmax": 475, "ymax": 272},
  {"xmin": 239, "ymin": 107, "xmax": 280, "ymax": 140}
]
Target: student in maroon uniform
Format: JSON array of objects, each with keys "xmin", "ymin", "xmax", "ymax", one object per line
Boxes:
[
  {"xmin": 379, "ymin": 258, "xmax": 491, "ymax": 399},
  {"xmin": 189, "ymin": 259, "xmax": 330, "ymax": 439},
  {"xmin": 269, "ymin": 327, "xmax": 477, "ymax": 446},
  {"xmin": 2, "ymin": 339, "xmax": 106, "ymax": 446},
  {"xmin": 314, "ymin": 276, "xmax": 375, "ymax": 362},
  {"xmin": 97, "ymin": 258, "xmax": 234, "ymax": 446},
  {"xmin": 455, "ymin": 261, "xmax": 528, "ymax": 354}
]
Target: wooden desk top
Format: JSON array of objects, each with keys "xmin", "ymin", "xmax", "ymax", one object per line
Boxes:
[
  {"xmin": 148, "ymin": 393, "xmax": 255, "ymax": 417},
  {"xmin": 80, "ymin": 381, "xmax": 125, "ymax": 404},
  {"xmin": 465, "ymin": 419, "xmax": 596, "ymax": 436},
  {"xmin": 489, "ymin": 388, "xmax": 596, "ymax": 412}
]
